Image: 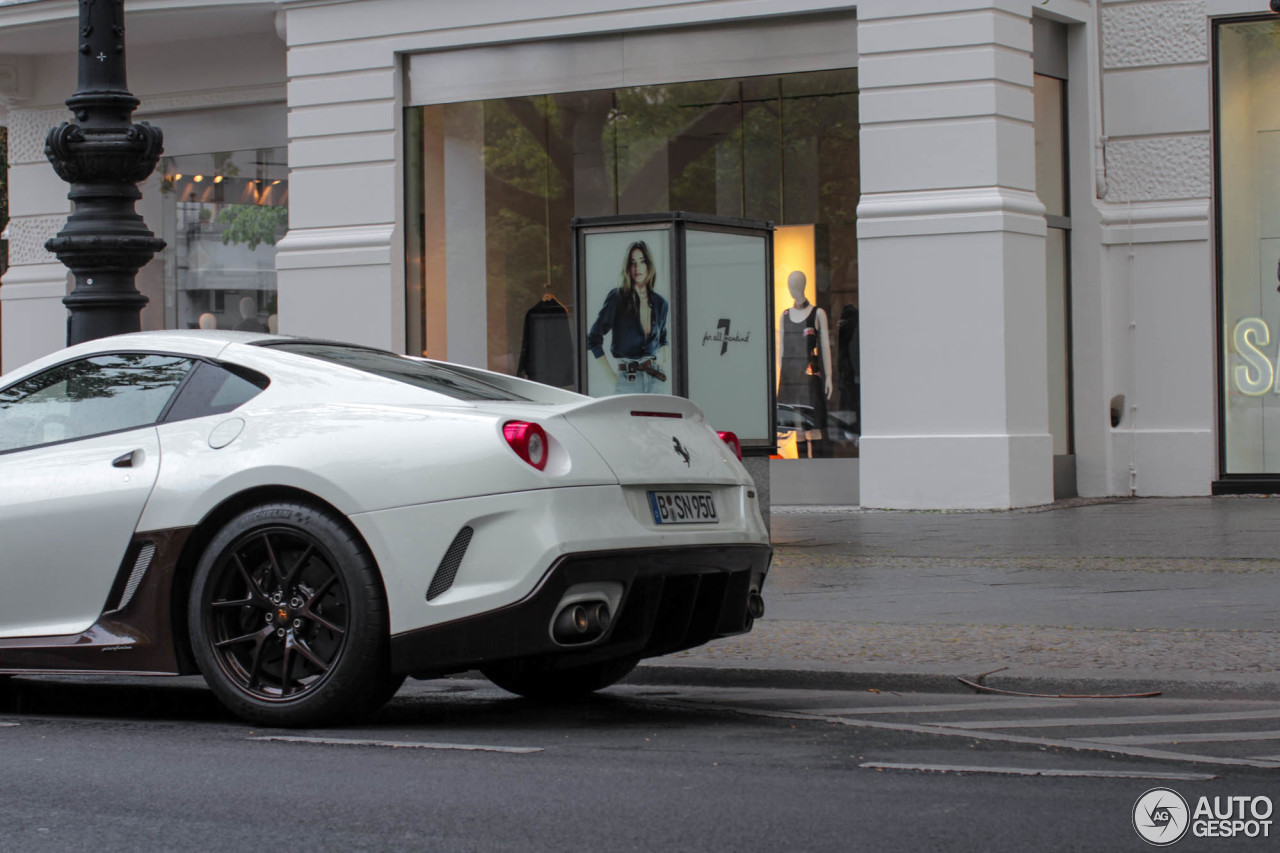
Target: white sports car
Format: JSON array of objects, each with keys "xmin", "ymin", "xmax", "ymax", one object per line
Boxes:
[{"xmin": 0, "ymin": 331, "xmax": 771, "ymax": 725}]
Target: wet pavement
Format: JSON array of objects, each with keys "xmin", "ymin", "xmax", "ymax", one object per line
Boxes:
[{"xmin": 637, "ymin": 496, "xmax": 1280, "ymax": 698}]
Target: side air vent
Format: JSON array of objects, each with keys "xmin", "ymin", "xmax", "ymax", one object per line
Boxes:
[
  {"xmin": 115, "ymin": 542, "xmax": 156, "ymax": 611},
  {"xmin": 426, "ymin": 526, "xmax": 473, "ymax": 601}
]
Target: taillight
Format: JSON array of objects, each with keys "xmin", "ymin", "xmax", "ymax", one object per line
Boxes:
[
  {"xmin": 503, "ymin": 421, "xmax": 548, "ymax": 470},
  {"xmin": 717, "ymin": 430, "xmax": 742, "ymax": 460}
]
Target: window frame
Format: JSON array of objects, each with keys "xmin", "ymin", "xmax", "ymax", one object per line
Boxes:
[
  {"xmin": 0, "ymin": 350, "xmax": 268, "ymax": 456},
  {"xmin": 258, "ymin": 340, "xmax": 531, "ymax": 402}
]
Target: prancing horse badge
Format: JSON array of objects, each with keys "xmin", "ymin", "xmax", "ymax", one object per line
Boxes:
[{"xmin": 672, "ymin": 437, "xmax": 691, "ymax": 466}]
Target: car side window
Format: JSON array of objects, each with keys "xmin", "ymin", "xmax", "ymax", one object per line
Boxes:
[
  {"xmin": 0, "ymin": 353, "xmax": 193, "ymax": 452},
  {"xmin": 163, "ymin": 360, "xmax": 268, "ymax": 422}
]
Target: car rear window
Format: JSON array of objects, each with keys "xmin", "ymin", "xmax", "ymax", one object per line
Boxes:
[
  {"xmin": 267, "ymin": 343, "xmax": 528, "ymax": 402},
  {"xmin": 164, "ymin": 361, "xmax": 269, "ymax": 422}
]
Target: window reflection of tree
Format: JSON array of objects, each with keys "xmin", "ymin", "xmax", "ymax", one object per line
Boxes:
[
  {"xmin": 61, "ymin": 355, "xmax": 192, "ymax": 403},
  {"xmin": 466, "ymin": 70, "xmax": 860, "ymax": 377},
  {"xmin": 0, "ymin": 354, "xmax": 192, "ymax": 449}
]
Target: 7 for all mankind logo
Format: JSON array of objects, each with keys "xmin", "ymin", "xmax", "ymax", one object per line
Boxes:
[{"xmin": 702, "ymin": 318, "xmax": 751, "ymax": 355}]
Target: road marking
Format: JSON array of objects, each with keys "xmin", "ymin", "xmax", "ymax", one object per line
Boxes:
[
  {"xmin": 0, "ymin": 722, "xmax": 16, "ymax": 727},
  {"xmin": 806, "ymin": 699, "xmax": 1066, "ymax": 717},
  {"xmin": 860, "ymin": 762, "xmax": 1217, "ymax": 781},
  {"xmin": 945, "ymin": 708, "xmax": 1280, "ymax": 730},
  {"xmin": 647, "ymin": 697, "xmax": 1280, "ymax": 770},
  {"xmin": 1083, "ymin": 730, "xmax": 1280, "ymax": 746},
  {"xmin": 249, "ymin": 736, "xmax": 542, "ymax": 754}
]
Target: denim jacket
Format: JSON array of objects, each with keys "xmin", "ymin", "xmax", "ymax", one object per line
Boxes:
[{"xmin": 586, "ymin": 287, "xmax": 669, "ymax": 360}]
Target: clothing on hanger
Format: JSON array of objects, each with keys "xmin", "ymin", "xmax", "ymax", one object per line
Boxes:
[{"xmin": 517, "ymin": 295, "xmax": 574, "ymax": 386}]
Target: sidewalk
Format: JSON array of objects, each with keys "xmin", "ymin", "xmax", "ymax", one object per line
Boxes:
[{"xmin": 636, "ymin": 496, "xmax": 1280, "ymax": 698}]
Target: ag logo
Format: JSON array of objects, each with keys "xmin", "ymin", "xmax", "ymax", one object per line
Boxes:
[{"xmin": 1134, "ymin": 788, "xmax": 1190, "ymax": 846}]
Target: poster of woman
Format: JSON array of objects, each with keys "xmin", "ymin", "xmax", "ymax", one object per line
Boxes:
[{"xmin": 582, "ymin": 228, "xmax": 675, "ymax": 397}]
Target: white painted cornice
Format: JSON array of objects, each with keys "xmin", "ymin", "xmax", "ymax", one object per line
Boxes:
[
  {"xmin": 857, "ymin": 187, "xmax": 1048, "ymax": 238},
  {"xmin": 0, "ymin": 262, "xmax": 69, "ymax": 302},
  {"xmin": 1096, "ymin": 199, "xmax": 1210, "ymax": 245},
  {"xmin": 135, "ymin": 83, "xmax": 286, "ymax": 115},
  {"xmin": 275, "ymin": 223, "xmax": 395, "ymax": 269},
  {"xmin": 0, "ymin": 0, "xmax": 281, "ymax": 24}
]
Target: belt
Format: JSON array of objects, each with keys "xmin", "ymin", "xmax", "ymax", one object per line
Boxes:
[{"xmin": 618, "ymin": 358, "xmax": 667, "ymax": 383}]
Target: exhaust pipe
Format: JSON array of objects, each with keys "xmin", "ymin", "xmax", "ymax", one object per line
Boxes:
[
  {"xmin": 593, "ymin": 602, "xmax": 612, "ymax": 632},
  {"xmin": 554, "ymin": 604, "xmax": 591, "ymax": 638},
  {"xmin": 552, "ymin": 600, "xmax": 611, "ymax": 644},
  {"xmin": 747, "ymin": 592, "xmax": 765, "ymax": 620}
]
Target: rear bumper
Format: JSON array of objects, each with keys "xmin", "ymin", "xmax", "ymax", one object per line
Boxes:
[{"xmin": 389, "ymin": 544, "xmax": 771, "ymax": 677}]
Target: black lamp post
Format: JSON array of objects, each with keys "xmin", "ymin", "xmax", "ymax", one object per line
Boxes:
[{"xmin": 44, "ymin": 0, "xmax": 164, "ymax": 345}]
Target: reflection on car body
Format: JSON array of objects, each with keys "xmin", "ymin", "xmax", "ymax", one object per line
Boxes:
[{"xmin": 0, "ymin": 330, "xmax": 771, "ymax": 726}]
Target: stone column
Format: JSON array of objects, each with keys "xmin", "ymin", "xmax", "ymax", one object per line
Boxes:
[
  {"xmin": 1, "ymin": 109, "xmax": 74, "ymax": 370},
  {"xmin": 856, "ymin": 0, "xmax": 1053, "ymax": 509}
]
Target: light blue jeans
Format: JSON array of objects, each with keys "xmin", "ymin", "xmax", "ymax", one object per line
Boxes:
[{"xmin": 615, "ymin": 371, "xmax": 667, "ymax": 394}]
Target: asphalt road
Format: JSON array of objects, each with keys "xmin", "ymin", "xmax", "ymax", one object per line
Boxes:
[{"xmin": 1, "ymin": 675, "xmax": 1275, "ymax": 852}]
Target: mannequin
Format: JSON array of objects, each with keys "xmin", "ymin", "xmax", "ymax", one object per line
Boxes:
[
  {"xmin": 234, "ymin": 296, "xmax": 268, "ymax": 332},
  {"xmin": 777, "ymin": 270, "xmax": 832, "ymax": 457},
  {"xmin": 197, "ymin": 312, "xmax": 217, "ymax": 330}
]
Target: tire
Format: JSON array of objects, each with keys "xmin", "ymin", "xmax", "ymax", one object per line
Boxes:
[
  {"xmin": 482, "ymin": 657, "xmax": 638, "ymax": 701},
  {"xmin": 369, "ymin": 668, "xmax": 408, "ymax": 711},
  {"xmin": 188, "ymin": 501, "xmax": 392, "ymax": 727}
]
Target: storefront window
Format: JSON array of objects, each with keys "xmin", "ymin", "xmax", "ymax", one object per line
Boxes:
[
  {"xmin": 148, "ymin": 148, "xmax": 288, "ymax": 333},
  {"xmin": 406, "ymin": 68, "xmax": 859, "ymax": 458},
  {"xmin": 1217, "ymin": 20, "xmax": 1280, "ymax": 474}
]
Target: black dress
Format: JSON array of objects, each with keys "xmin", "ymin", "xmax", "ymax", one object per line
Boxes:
[{"xmin": 778, "ymin": 306, "xmax": 827, "ymax": 430}]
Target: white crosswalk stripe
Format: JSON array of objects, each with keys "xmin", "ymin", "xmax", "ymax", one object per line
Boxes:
[
  {"xmin": 619, "ymin": 683, "xmax": 1280, "ymax": 770},
  {"xmin": 942, "ymin": 708, "xmax": 1280, "ymax": 730},
  {"xmin": 1082, "ymin": 730, "xmax": 1280, "ymax": 746}
]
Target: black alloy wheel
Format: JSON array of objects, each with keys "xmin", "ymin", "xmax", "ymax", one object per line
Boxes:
[{"xmin": 189, "ymin": 501, "xmax": 393, "ymax": 726}]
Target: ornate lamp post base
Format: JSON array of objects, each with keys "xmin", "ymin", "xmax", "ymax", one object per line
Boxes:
[{"xmin": 45, "ymin": 0, "xmax": 164, "ymax": 345}]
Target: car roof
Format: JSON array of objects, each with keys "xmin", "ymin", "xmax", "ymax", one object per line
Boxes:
[
  {"xmin": 1, "ymin": 330, "xmax": 281, "ymax": 382},
  {"xmin": 85, "ymin": 329, "xmax": 278, "ymax": 349}
]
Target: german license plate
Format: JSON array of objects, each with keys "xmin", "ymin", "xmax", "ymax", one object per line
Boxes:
[{"xmin": 647, "ymin": 491, "xmax": 718, "ymax": 524}]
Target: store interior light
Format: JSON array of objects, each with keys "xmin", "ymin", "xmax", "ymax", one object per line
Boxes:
[
  {"xmin": 193, "ymin": 175, "xmax": 204, "ymax": 182},
  {"xmin": 172, "ymin": 173, "xmax": 182, "ymax": 181},
  {"xmin": 213, "ymin": 175, "xmax": 224, "ymax": 183}
]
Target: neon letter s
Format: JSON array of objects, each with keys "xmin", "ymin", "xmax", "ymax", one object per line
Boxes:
[{"xmin": 1233, "ymin": 318, "xmax": 1274, "ymax": 396}]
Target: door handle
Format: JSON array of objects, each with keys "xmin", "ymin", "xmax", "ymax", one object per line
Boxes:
[{"xmin": 111, "ymin": 450, "xmax": 140, "ymax": 468}]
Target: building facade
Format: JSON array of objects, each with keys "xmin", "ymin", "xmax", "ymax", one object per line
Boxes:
[{"xmin": 0, "ymin": 0, "xmax": 1269, "ymax": 508}]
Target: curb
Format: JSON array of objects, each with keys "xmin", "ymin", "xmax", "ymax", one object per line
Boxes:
[{"xmin": 630, "ymin": 663, "xmax": 1280, "ymax": 701}]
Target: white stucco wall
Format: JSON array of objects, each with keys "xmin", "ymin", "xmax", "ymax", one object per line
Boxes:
[
  {"xmin": 274, "ymin": 0, "xmax": 861, "ymax": 353},
  {"xmin": 1093, "ymin": 0, "xmax": 1215, "ymax": 497},
  {"xmin": 0, "ymin": 0, "xmax": 1255, "ymax": 505},
  {"xmin": 855, "ymin": 0, "xmax": 1057, "ymax": 508},
  {"xmin": 0, "ymin": 22, "xmax": 286, "ymax": 373}
]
